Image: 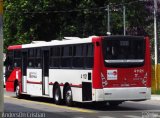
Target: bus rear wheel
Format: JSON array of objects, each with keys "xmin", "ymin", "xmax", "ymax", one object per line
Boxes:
[
  {"xmin": 54, "ymin": 85, "xmax": 62, "ymax": 105},
  {"xmin": 65, "ymin": 86, "xmax": 73, "ymax": 106}
]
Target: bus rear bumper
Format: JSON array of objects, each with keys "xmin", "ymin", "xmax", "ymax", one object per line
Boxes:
[{"xmin": 94, "ymin": 87, "xmax": 151, "ymax": 101}]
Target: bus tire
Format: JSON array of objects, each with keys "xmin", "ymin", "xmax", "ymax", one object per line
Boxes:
[
  {"xmin": 54, "ymin": 85, "xmax": 62, "ymax": 105},
  {"xmin": 15, "ymin": 84, "xmax": 22, "ymax": 99},
  {"xmin": 65, "ymin": 86, "xmax": 73, "ymax": 106}
]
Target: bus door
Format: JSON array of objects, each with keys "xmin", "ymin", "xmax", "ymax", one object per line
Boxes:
[
  {"xmin": 22, "ymin": 51, "xmax": 27, "ymax": 93},
  {"xmin": 42, "ymin": 50, "xmax": 49, "ymax": 95}
]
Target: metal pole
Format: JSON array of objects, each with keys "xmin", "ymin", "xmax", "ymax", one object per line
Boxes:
[
  {"xmin": 154, "ymin": 0, "xmax": 158, "ymax": 65},
  {"xmin": 123, "ymin": 4, "xmax": 126, "ymax": 35},
  {"xmin": 107, "ymin": 4, "xmax": 110, "ymax": 33},
  {"xmin": 154, "ymin": 0, "xmax": 158, "ymax": 91},
  {"xmin": 0, "ymin": 0, "xmax": 3, "ymax": 114}
]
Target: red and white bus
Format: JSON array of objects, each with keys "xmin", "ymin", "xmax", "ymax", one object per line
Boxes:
[{"xmin": 5, "ymin": 36, "xmax": 151, "ymax": 106}]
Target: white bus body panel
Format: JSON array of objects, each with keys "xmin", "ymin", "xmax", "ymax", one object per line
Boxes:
[
  {"xmin": 44, "ymin": 76, "xmax": 49, "ymax": 95},
  {"xmin": 22, "ymin": 76, "xmax": 27, "ymax": 93},
  {"xmin": 49, "ymin": 85, "xmax": 53, "ymax": 98},
  {"xmin": 94, "ymin": 87, "xmax": 151, "ymax": 101},
  {"xmin": 27, "ymin": 69, "xmax": 42, "ymax": 96},
  {"xmin": 49, "ymin": 69, "xmax": 92, "ymax": 102}
]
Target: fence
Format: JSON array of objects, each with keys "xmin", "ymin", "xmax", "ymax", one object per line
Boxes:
[{"xmin": 152, "ymin": 64, "xmax": 160, "ymax": 94}]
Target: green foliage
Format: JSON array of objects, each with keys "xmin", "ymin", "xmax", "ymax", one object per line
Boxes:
[{"xmin": 3, "ymin": 0, "xmax": 155, "ymax": 52}]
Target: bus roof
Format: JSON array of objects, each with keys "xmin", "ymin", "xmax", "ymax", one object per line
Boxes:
[
  {"xmin": 7, "ymin": 36, "xmax": 145, "ymax": 50},
  {"xmin": 7, "ymin": 36, "xmax": 96, "ymax": 50},
  {"xmin": 7, "ymin": 45, "xmax": 22, "ymax": 50}
]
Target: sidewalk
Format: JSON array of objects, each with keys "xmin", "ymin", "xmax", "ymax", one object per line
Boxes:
[{"xmin": 151, "ymin": 95, "xmax": 160, "ymax": 100}]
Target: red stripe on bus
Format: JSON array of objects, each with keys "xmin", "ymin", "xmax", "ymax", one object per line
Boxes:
[
  {"xmin": 27, "ymin": 80, "xmax": 42, "ymax": 84},
  {"xmin": 49, "ymin": 82, "xmax": 54, "ymax": 85},
  {"xmin": 70, "ymin": 84, "xmax": 82, "ymax": 88},
  {"xmin": 49, "ymin": 82, "xmax": 82, "ymax": 88},
  {"xmin": 7, "ymin": 45, "xmax": 22, "ymax": 50},
  {"xmin": 59, "ymin": 83, "xmax": 64, "ymax": 86}
]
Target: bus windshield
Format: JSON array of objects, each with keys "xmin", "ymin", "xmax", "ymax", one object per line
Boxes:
[{"xmin": 102, "ymin": 36, "xmax": 145, "ymax": 67}]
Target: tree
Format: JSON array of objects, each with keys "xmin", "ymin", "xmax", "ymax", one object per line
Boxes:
[{"xmin": 3, "ymin": 0, "xmax": 160, "ymax": 53}]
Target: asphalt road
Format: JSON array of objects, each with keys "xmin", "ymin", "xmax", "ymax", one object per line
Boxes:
[{"xmin": 4, "ymin": 89, "xmax": 160, "ymax": 118}]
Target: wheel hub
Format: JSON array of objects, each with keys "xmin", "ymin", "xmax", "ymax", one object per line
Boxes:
[{"xmin": 66, "ymin": 90, "xmax": 71, "ymax": 102}]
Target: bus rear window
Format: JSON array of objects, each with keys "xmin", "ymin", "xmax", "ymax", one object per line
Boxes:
[{"xmin": 102, "ymin": 36, "xmax": 145, "ymax": 67}]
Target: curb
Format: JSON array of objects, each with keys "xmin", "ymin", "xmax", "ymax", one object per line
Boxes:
[{"xmin": 151, "ymin": 95, "xmax": 160, "ymax": 100}]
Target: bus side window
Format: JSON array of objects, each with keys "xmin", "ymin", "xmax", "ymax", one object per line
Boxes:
[
  {"xmin": 50, "ymin": 47, "xmax": 60, "ymax": 68},
  {"xmin": 5, "ymin": 51, "xmax": 14, "ymax": 70},
  {"xmin": 4, "ymin": 57, "xmax": 12, "ymax": 66},
  {"xmin": 72, "ymin": 44, "xmax": 83, "ymax": 68},
  {"xmin": 28, "ymin": 49, "xmax": 35, "ymax": 68},
  {"xmin": 29, "ymin": 62, "xmax": 32, "ymax": 67},
  {"xmin": 84, "ymin": 43, "xmax": 94, "ymax": 68},
  {"xmin": 35, "ymin": 48, "xmax": 41, "ymax": 68},
  {"xmin": 14, "ymin": 50, "xmax": 21, "ymax": 67},
  {"xmin": 61, "ymin": 46, "xmax": 72, "ymax": 68}
]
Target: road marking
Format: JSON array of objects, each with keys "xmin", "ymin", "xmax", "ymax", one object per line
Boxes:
[
  {"xmin": 73, "ymin": 117, "xmax": 84, "ymax": 118},
  {"xmin": 4, "ymin": 95, "xmax": 95, "ymax": 113},
  {"xmin": 97, "ymin": 110, "xmax": 160, "ymax": 113},
  {"xmin": 124, "ymin": 115, "xmax": 141, "ymax": 118},
  {"xmin": 98, "ymin": 116, "xmax": 116, "ymax": 118}
]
